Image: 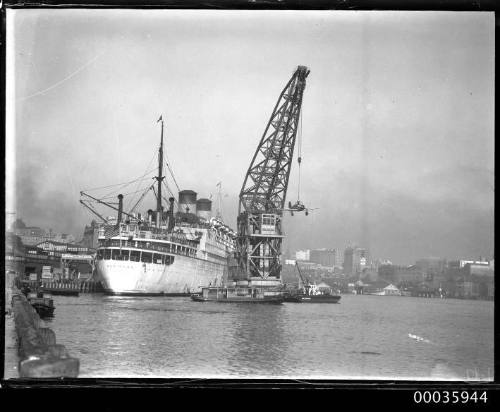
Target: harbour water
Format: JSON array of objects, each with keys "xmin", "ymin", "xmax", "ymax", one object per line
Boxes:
[{"xmin": 5, "ymin": 294, "xmax": 493, "ymax": 380}]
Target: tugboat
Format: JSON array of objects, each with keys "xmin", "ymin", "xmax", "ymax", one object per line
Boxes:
[{"xmin": 283, "ymin": 262, "xmax": 341, "ymax": 304}]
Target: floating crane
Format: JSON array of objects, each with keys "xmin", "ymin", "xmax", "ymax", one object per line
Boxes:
[
  {"xmin": 234, "ymin": 66, "xmax": 310, "ymax": 286},
  {"xmin": 295, "ymin": 260, "xmax": 309, "ymax": 290}
]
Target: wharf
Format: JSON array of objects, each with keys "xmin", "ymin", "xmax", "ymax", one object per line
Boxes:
[
  {"xmin": 19, "ymin": 279, "xmax": 104, "ymax": 294},
  {"xmin": 4, "ymin": 311, "xmax": 19, "ymax": 378},
  {"xmin": 6, "ymin": 275, "xmax": 80, "ymax": 378}
]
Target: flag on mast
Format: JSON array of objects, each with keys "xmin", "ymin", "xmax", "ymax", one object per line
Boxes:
[{"xmin": 157, "ymin": 115, "xmax": 163, "ymax": 123}]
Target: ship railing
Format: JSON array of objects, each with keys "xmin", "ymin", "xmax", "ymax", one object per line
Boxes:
[
  {"xmin": 99, "ymin": 238, "xmax": 198, "ymax": 258},
  {"xmin": 98, "ymin": 224, "xmax": 202, "ymax": 249}
]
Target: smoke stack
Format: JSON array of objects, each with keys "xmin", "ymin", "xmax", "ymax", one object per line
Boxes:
[
  {"xmin": 168, "ymin": 197, "xmax": 175, "ymax": 231},
  {"xmin": 196, "ymin": 198, "xmax": 212, "ymax": 221},
  {"xmin": 178, "ymin": 190, "xmax": 197, "ymax": 215},
  {"xmin": 117, "ymin": 194, "xmax": 124, "ymax": 225}
]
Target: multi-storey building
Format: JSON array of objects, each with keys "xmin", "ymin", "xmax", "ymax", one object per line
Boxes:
[
  {"xmin": 80, "ymin": 220, "xmax": 100, "ymax": 249},
  {"xmin": 343, "ymin": 246, "xmax": 369, "ymax": 276},
  {"xmin": 309, "ymin": 248, "xmax": 335, "ymax": 267},
  {"xmin": 10, "ymin": 218, "xmax": 77, "ymax": 246},
  {"xmin": 295, "ymin": 249, "xmax": 310, "ymax": 261}
]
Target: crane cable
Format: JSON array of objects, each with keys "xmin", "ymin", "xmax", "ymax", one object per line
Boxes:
[{"xmin": 297, "ymin": 110, "xmax": 303, "ymax": 202}]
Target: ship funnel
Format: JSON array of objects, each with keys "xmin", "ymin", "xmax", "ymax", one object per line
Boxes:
[
  {"xmin": 179, "ymin": 190, "xmax": 197, "ymax": 215},
  {"xmin": 196, "ymin": 198, "xmax": 212, "ymax": 221}
]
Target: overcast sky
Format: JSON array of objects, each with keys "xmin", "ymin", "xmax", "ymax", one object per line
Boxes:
[{"xmin": 6, "ymin": 10, "xmax": 494, "ymax": 265}]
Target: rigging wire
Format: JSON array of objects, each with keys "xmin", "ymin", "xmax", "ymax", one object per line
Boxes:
[
  {"xmin": 125, "ymin": 151, "xmax": 158, "ymax": 210},
  {"xmin": 85, "ymin": 120, "xmax": 183, "ymax": 216},
  {"xmin": 162, "ymin": 180, "xmax": 180, "ymax": 209},
  {"xmin": 162, "ymin": 179, "xmax": 174, "ymax": 200},
  {"xmin": 81, "ymin": 164, "xmax": 157, "ymax": 194},
  {"xmin": 100, "ymin": 174, "xmax": 156, "ymax": 202},
  {"xmin": 164, "ymin": 153, "xmax": 181, "ymax": 192},
  {"xmin": 129, "ymin": 184, "xmax": 155, "ymax": 214},
  {"xmin": 86, "ymin": 185, "xmax": 154, "ymax": 202},
  {"xmin": 103, "ymin": 185, "xmax": 154, "ymax": 200},
  {"xmin": 152, "ymin": 185, "xmax": 158, "ymax": 203},
  {"xmin": 110, "ymin": 163, "xmax": 156, "ymax": 204}
]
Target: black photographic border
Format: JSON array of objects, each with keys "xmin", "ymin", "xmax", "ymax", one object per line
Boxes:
[{"xmin": 0, "ymin": 0, "xmax": 497, "ymax": 407}]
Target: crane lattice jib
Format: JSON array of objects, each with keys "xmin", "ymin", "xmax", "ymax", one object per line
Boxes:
[{"xmin": 239, "ymin": 66, "xmax": 310, "ymax": 214}]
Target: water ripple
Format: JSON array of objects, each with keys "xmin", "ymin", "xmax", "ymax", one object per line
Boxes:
[{"xmin": 37, "ymin": 294, "xmax": 494, "ymax": 380}]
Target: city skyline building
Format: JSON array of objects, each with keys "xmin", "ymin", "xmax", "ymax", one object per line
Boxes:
[
  {"xmin": 344, "ymin": 246, "xmax": 369, "ymax": 276},
  {"xmin": 9, "ymin": 218, "xmax": 77, "ymax": 246},
  {"xmin": 295, "ymin": 249, "xmax": 310, "ymax": 261}
]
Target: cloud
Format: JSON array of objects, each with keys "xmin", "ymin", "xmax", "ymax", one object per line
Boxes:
[{"xmin": 284, "ymin": 172, "xmax": 494, "ymax": 264}]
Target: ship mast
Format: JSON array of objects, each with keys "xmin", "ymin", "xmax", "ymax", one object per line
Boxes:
[{"xmin": 156, "ymin": 115, "xmax": 165, "ymax": 228}]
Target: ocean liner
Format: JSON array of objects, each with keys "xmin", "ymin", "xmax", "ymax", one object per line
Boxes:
[{"xmin": 80, "ymin": 117, "xmax": 236, "ymax": 295}]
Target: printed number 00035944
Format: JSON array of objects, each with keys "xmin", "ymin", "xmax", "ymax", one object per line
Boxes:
[{"xmin": 413, "ymin": 391, "xmax": 487, "ymax": 404}]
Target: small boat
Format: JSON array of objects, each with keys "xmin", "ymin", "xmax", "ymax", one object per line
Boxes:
[
  {"xmin": 191, "ymin": 293, "xmax": 208, "ymax": 302},
  {"xmin": 28, "ymin": 292, "xmax": 55, "ymax": 318}
]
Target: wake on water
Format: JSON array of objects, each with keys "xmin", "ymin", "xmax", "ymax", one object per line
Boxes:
[{"xmin": 408, "ymin": 333, "xmax": 432, "ymax": 344}]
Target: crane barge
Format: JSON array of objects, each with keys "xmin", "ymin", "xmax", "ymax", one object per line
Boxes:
[{"xmin": 192, "ymin": 65, "xmax": 310, "ymax": 303}]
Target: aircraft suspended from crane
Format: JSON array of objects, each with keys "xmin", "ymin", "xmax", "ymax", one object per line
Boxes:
[
  {"xmin": 283, "ymin": 200, "xmax": 319, "ymax": 216},
  {"xmin": 234, "ymin": 65, "xmax": 310, "ymax": 284}
]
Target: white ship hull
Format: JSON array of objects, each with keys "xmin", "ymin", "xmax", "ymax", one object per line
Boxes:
[{"xmin": 97, "ymin": 254, "xmax": 227, "ymax": 295}]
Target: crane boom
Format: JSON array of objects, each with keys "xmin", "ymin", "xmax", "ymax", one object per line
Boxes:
[
  {"xmin": 234, "ymin": 66, "xmax": 310, "ymax": 283},
  {"xmin": 295, "ymin": 261, "xmax": 309, "ymax": 288},
  {"xmin": 239, "ymin": 66, "xmax": 310, "ymax": 214}
]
